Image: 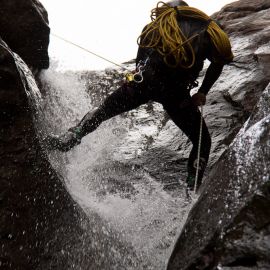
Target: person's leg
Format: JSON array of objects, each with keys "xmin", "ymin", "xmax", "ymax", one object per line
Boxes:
[
  {"xmin": 163, "ymin": 99, "xmax": 211, "ymax": 188},
  {"xmin": 47, "ymin": 82, "xmax": 151, "ymax": 151},
  {"xmin": 77, "ymin": 82, "xmax": 150, "ymax": 136}
]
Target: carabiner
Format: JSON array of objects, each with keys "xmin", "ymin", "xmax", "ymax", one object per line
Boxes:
[
  {"xmin": 124, "ymin": 68, "xmax": 143, "ymax": 83},
  {"xmin": 133, "ymin": 71, "xmax": 143, "ymax": 83},
  {"xmin": 125, "ymin": 72, "xmax": 134, "ymax": 82},
  {"xmin": 124, "ymin": 57, "xmax": 149, "ymax": 84}
]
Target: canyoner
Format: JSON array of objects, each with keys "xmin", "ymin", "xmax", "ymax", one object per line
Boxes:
[{"xmin": 46, "ymin": 0, "xmax": 233, "ymax": 192}]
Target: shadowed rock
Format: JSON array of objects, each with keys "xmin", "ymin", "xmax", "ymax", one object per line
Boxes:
[
  {"xmin": 167, "ymin": 83, "xmax": 270, "ymax": 270},
  {"xmin": 0, "ymin": 1, "xmax": 141, "ymax": 268},
  {"xmin": 167, "ymin": 0, "xmax": 270, "ymax": 268},
  {"xmin": 0, "ymin": 39, "xmax": 141, "ymax": 270},
  {"xmin": 0, "ymin": 0, "xmax": 50, "ymax": 69}
]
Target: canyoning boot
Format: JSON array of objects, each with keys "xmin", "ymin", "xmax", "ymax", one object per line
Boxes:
[
  {"xmin": 186, "ymin": 157, "xmax": 206, "ymax": 191},
  {"xmin": 186, "ymin": 174, "xmax": 196, "ymax": 191},
  {"xmin": 186, "ymin": 174, "xmax": 202, "ymax": 191},
  {"xmin": 45, "ymin": 127, "xmax": 82, "ymax": 152}
]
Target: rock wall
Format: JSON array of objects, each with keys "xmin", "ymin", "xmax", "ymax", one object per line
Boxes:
[
  {"xmin": 1, "ymin": 0, "xmax": 270, "ymax": 269},
  {"xmin": 167, "ymin": 84, "xmax": 270, "ymax": 270},
  {"xmin": 0, "ymin": 5, "xmax": 86, "ymax": 268},
  {"xmin": 0, "ymin": 1, "xmax": 140, "ymax": 269},
  {"xmin": 167, "ymin": 0, "xmax": 270, "ymax": 269},
  {"xmin": 0, "ymin": 0, "xmax": 50, "ymax": 70}
]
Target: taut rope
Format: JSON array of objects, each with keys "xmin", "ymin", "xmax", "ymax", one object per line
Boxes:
[{"xmin": 194, "ymin": 105, "xmax": 204, "ymax": 193}]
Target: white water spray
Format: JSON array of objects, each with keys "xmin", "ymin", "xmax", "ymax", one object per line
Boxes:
[{"xmin": 38, "ymin": 61, "xmax": 195, "ymax": 269}]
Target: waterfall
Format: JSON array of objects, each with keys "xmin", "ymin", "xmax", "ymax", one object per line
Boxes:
[
  {"xmin": 0, "ymin": 42, "xmax": 42, "ymax": 111},
  {"xmin": 36, "ymin": 62, "xmax": 196, "ymax": 269},
  {"xmin": 13, "ymin": 54, "xmax": 42, "ymax": 108}
]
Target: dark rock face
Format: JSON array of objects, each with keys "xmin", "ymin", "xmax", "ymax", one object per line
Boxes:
[
  {"xmin": 0, "ymin": 37, "xmax": 139, "ymax": 270},
  {"xmin": 1, "ymin": 0, "xmax": 270, "ymax": 269},
  {"xmin": 167, "ymin": 1, "xmax": 270, "ymax": 269},
  {"xmin": 0, "ymin": 3, "xmax": 141, "ymax": 269},
  {"xmin": 0, "ymin": 0, "xmax": 50, "ymax": 70},
  {"xmin": 167, "ymin": 84, "xmax": 270, "ymax": 270},
  {"xmin": 0, "ymin": 39, "xmax": 74, "ymax": 269}
]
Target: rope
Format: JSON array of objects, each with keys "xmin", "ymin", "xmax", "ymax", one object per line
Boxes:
[
  {"xmin": 51, "ymin": 33, "xmax": 131, "ymax": 72},
  {"xmin": 137, "ymin": 1, "xmax": 233, "ymax": 68},
  {"xmin": 194, "ymin": 105, "xmax": 204, "ymax": 193}
]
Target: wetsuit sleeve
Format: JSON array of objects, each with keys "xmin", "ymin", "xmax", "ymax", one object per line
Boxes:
[
  {"xmin": 198, "ymin": 62, "xmax": 224, "ymax": 95},
  {"xmin": 198, "ymin": 33, "xmax": 227, "ymax": 95}
]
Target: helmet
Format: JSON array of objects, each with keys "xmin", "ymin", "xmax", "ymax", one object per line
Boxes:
[{"xmin": 166, "ymin": 0, "xmax": 189, "ymax": 7}]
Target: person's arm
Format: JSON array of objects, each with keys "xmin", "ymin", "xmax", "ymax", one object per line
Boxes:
[
  {"xmin": 192, "ymin": 62, "xmax": 224, "ymax": 106},
  {"xmin": 198, "ymin": 62, "xmax": 224, "ymax": 95},
  {"xmin": 192, "ymin": 20, "xmax": 233, "ymax": 106}
]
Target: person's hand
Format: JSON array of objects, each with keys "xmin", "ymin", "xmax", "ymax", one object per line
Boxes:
[
  {"xmin": 45, "ymin": 129, "xmax": 82, "ymax": 152},
  {"xmin": 191, "ymin": 92, "xmax": 206, "ymax": 106}
]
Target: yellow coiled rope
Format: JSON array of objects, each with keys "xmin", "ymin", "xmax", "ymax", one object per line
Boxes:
[{"xmin": 137, "ymin": 1, "xmax": 233, "ymax": 68}]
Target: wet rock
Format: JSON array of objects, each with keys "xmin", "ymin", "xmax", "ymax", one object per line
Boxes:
[
  {"xmin": 2, "ymin": 0, "xmax": 268, "ymax": 268},
  {"xmin": 0, "ymin": 0, "xmax": 50, "ymax": 70},
  {"xmin": 0, "ymin": 43, "xmax": 27, "ymax": 121},
  {"xmin": 166, "ymin": 0, "xmax": 270, "ymax": 268},
  {"xmin": 213, "ymin": 0, "xmax": 270, "ymax": 27},
  {"xmin": 255, "ymin": 44, "xmax": 270, "ymax": 78},
  {"xmin": 166, "ymin": 84, "xmax": 270, "ymax": 270},
  {"xmin": 0, "ymin": 40, "xmax": 140, "ymax": 269},
  {"xmin": 200, "ymin": 0, "xmax": 270, "ymax": 168}
]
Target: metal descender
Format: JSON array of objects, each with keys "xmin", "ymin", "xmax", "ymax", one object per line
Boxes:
[{"xmin": 125, "ymin": 57, "xmax": 150, "ymax": 84}]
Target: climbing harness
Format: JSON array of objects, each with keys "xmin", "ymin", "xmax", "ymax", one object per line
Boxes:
[
  {"xmin": 194, "ymin": 105, "xmax": 204, "ymax": 193},
  {"xmin": 125, "ymin": 57, "xmax": 150, "ymax": 83}
]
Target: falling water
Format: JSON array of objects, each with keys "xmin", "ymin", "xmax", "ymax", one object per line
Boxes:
[
  {"xmin": 0, "ymin": 41, "xmax": 42, "ymax": 112},
  {"xmin": 34, "ymin": 62, "xmax": 196, "ymax": 269},
  {"xmin": 13, "ymin": 54, "xmax": 42, "ymax": 108}
]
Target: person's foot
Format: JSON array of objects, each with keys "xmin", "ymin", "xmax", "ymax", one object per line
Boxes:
[
  {"xmin": 186, "ymin": 174, "xmax": 195, "ymax": 190},
  {"xmin": 45, "ymin": 130, "xmax": 81, "ymax": 152},
  {"xmin": 186, "ymin": 174, "xmax": 202, "ymax": 191}
]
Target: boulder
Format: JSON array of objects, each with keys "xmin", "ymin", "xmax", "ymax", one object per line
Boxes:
[
  {"xmin": 0, "ymin": 26, "xmax": 139, "ymax": 270},
  {"xmin": 167, "ymin": 1, "xmax": 270, "ymax": 268},
  {"xmin": 167, "ymin": 83, "xmax": 270, "ymax": 270},
  {"xmin": 0, "ymin": 0, "xmax": 50, "ymax": 70}
]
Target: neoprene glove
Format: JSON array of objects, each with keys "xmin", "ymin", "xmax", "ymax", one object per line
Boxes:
[
  {"xmin": 191, "ymin": 92, "xmax": 206, "ymax": 106},
  {"xmin": 45, "ymin": 127, "xmax": 82, "ymax": 152}
]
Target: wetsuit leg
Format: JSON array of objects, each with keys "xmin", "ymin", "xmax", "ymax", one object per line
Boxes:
[
  {"xmin": 78, "ymin": 82, "xmax": 150, "ymax": 137},
  {"xmin": 162, "ymin": 99, "xmax": 211, "ymax": 184}
]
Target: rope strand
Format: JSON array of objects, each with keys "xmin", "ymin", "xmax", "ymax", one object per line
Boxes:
[
  {"xmin": 194, "ymin": 105, "xmax": 204, "ymax": 193},
  {"xmin": 51, "ymin": 33, "xmax": 131, "ymax": 71}
]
